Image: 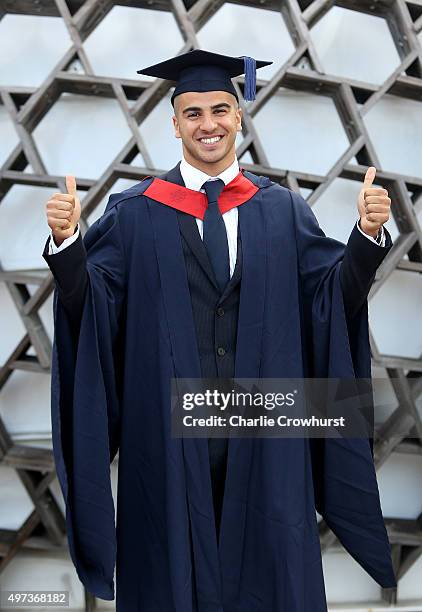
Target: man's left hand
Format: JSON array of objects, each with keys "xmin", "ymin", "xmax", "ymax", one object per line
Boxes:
[{"xmin": 357, "ymin": 166, "xmax": 391, "ymax": 238}]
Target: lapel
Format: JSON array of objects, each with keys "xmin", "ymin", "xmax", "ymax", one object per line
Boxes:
[
  {"xmin": 159, "ymin": 162, "xmax": 243, "ymax": 295},
  {"xmin": 220, "ymin": 234, "xmax": 242, "ymax": 300},
  {"xmin": 160, "ymin": 162, "xmax": 220, "ymax": 290},
  {"xmin": 177, "ymin": 212, "xmax": 220, "ymax": 291}
]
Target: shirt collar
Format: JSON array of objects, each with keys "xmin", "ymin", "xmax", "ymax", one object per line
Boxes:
[{"xmin": 179, "ymin": 155, "xmax": 239, "ymax": 192}]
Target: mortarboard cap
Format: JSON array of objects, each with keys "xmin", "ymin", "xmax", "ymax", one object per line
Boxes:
[{"xmin": 137, "ymin": 49, "xmax": 272, "ymax": 107}]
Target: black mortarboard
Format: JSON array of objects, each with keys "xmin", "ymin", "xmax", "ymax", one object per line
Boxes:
[{"xmin": 137, "ymin": 49, "xmax": 272, "ymax": 107}]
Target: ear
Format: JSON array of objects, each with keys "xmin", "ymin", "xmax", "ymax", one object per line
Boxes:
[
  {"xmin": 172, "ymin": 114, "xmax": 181, "ymax": 139},
  {"xmin": 236, "ymin": 105, "xmax": 243, "ymax": 131}
]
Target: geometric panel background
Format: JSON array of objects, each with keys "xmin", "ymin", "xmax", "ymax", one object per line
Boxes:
[{"xmin": 0, "ymin": 0, "xmax": 421, "ymax": 609}]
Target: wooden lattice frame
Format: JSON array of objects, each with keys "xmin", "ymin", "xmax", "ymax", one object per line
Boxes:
[{"xmin": 1, "ymin": 0, "xmax": 422, "ymax": 609}]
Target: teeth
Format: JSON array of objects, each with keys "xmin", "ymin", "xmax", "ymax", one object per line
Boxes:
[{"xmin": 200, "ymin": 136, "xmax": 222, "ymax": 144}]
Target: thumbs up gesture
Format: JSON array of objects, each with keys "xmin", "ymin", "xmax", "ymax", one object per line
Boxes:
[
  {"xmin": 357, "ymin": 167, "xmax": 391, "ymax": 238},
  {"xmin": 46, "ymin": 175, "xmax": 81, "ymax": 247}
]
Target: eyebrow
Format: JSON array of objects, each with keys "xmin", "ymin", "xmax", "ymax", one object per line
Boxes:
[{"xmin": 182, "ymin": 102, "xmax": 232, "ymax": 114}]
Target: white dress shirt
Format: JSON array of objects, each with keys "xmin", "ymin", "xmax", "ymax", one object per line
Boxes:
[
  {"xmin": 179, "ymin": 155, "xmax": 239, "ymax": 278},
  {"xmin": 48, "ymin": 160, "xmax": 385, "ymax": 260}
]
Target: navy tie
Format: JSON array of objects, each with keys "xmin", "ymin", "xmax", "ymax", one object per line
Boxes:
[{"xmin": 202, "ymin": 179, "xmax": 229, "ymax": 293}]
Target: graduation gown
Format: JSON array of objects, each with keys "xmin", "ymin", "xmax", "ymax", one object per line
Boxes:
[{"xmin": 44, "ymin": 163, "xmax": 397, "ymax": 611}]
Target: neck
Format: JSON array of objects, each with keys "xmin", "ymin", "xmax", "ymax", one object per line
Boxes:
[{"xmin": 182, "ymin": 149, "xmax": 236, "ymax": 176}]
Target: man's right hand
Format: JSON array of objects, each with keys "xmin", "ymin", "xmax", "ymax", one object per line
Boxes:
[{"xmin": 46, "ymin": 176, "xmax": 81, "ymax": 247}]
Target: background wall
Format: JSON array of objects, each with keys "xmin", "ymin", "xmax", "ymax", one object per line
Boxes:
[{"xmin": 0, "ymin": 1, "xmax": 421, "ymax": 610}]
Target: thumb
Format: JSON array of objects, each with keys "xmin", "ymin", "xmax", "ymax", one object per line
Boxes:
[
  {"xmin": 65, "ymin": 175, "xmax": 77, "ymax": 197},
  {"xmin": 362, "ymin": 166, "xmax": 376, "ymax": 190}
]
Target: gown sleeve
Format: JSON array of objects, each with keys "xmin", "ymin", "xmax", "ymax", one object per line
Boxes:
[
  {"xmin": 290, "ymin": 190, "xmax": 397, "ymax": 589},
  {"xmin": 44, "ymin": 204, "xmax": 126, "ymax": 600}
]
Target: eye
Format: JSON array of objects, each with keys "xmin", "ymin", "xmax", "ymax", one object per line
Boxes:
[
  {"xmin": 187, "ymin": 112, "xmax": 199, "ymax": 118},
  {"xmin": 214, "ymin": 108, "xmax": 226, "ymax": 114}
]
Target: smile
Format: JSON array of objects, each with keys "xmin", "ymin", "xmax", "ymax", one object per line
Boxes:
[{"xmin": 199, "ymin": 136, "xmax": 224, "ymax": 144}]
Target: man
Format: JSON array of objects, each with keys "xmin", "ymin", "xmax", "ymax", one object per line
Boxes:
[{"xmin": 43, "ymin": 49, "xmax": 395, "ymax": 611}]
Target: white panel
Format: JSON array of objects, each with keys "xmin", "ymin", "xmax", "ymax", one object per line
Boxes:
[
  {"xmin": 0, "ymin": 466, "xmax": 33, "ymax": 530},
  {"xmin": 0, "ymin": 106, "xmax": 20, "ymax": 167},
  {"xmin": 312, "ymin": 177, "xmax": 399, "ymax": 245},
  {"xmin": 371, "ymin": 367, "xmax": 400, "ymax": 426},
  {"xmin": 0, "ymin": 15, "xmax": 71, "ymax": 87},
  {"xmin": 38, "ymin": 292, "xmax": 55, "ymax": 345},
  {"xmin": 0, "ymin": 370, "xmax": 51, "ymax": 437},
  {"xmin": 323, "ymin": 549, "xmax": 380, "ymax": 603},
  {"xmin": 253, "ymin": 88, "xmax": 349, "ymax": 175},
  {"xmin": 86, "ymin": 178, "xmax": 139, "ymax": 226},
  {"xmin": 239, "ymin": 150, "xmax": 253, "ymax": 164},
  {"xmin": 310, "ymin": 6, "xmax": 401, "ymax": 85},
  {"xmin": 0, "ymin": 284, "xmax": 26, "ymax": 363},
  {"xmin": 300, "ymin": 188, "xmax": 313, "ymax": 199},
  {"xmin": 364, "ymin": 94, "xmax": 422, "ymax": 180},
  {"xmin": 83, "ymin": 5, "xmax": 184, "ymax": 80},
  {"xmin": 0, "ymin": 184, "xmax": 53, "ymax": 270},
  {"xmin": 0, "ymin": 550, "xmax": 85, "ymax": 610},
  {"xmin": 47, "ymin": 474, "xmax": 66, "ymax": 516},
  {"xmin": 377, "ymin": 453, "xmax": 422, "ymax": 519},
  {"xmin": 140, "ymin": 90, "xmax": 183, "ymax": 169},
  {"xmin": 33, "ymin": 93, "xmax": 133, "ymax": 179},
  {"xmin": 130, "ymin": 152, "xmax": 145, "ymax": 167},
  {"xmin": 197, "ymin": 4, "xmax": 294, "ymax": 80},
  {"xmin": 398, "ymin": 555, "xmax": 422, "ymax": 602},
  {"xmin": 369, "ymin": 270, "xmax": 422, "ymax": 358}
]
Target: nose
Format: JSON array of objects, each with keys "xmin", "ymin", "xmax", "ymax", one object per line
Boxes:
[{"xmin": 199, "ymin": 113, "xmax": 218, "ymax": 132}]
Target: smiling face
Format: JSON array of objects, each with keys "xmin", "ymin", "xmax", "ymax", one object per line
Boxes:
[{"xmin": 172, "ymin": 90, "xmax": 242, "ymax": 175}]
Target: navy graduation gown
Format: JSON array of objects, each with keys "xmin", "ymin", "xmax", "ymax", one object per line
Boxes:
[{"xmin": 46, "ymin": 165, "xmax": 396, "ymax": 611}]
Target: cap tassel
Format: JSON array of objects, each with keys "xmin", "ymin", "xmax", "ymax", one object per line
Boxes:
[{"xmin": 243, "ymin": 56, "xmax": 257, "ymax": 101}]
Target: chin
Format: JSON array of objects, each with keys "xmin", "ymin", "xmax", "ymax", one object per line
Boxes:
[{"xmin": 195, "ymin": 148, "xmax": 229, "ymax": 164}]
